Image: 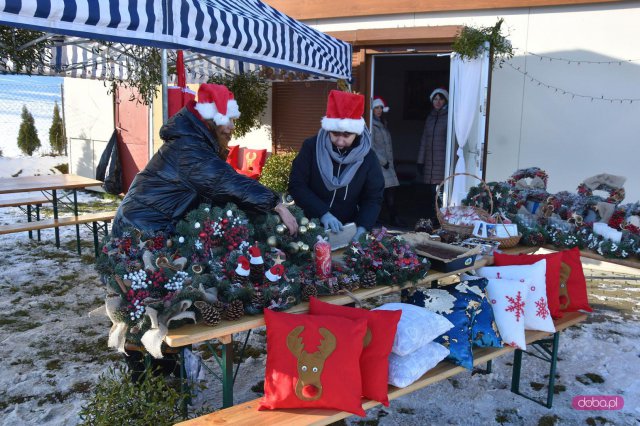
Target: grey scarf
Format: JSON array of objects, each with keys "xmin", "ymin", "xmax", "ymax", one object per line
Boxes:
[{"xmin": 315, "ymin": 128, "xmax": 372, "ymax": 192}]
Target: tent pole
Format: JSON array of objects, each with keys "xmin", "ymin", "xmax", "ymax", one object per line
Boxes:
[{"xmin": 162, "ymin": 49, "xmax": 169, "ymax": 124}]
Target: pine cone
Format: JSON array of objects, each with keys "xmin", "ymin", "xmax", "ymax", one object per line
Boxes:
[
  {"xmin": 212, "ymin": 300, "xmax": 225, "ymax": 313},
  {"xmin": 194, "ymin": 301, "xmax": 221, "ymax": 326},
  {"xmin": 250, "ymin": 264, "xmax": 264, "ymax": 285},
  {"xmin": 252, "ymin": 287, "xmax": 264, "ymax": 310},
  {"xmin": 235, "ymin": 273, "xmax": 249, "ymax": 287},
  {"xmin": 361, "ymin": 270, "xmax": 377, "ymax": 288},
  {"xmin": 301, "ymin": 284, "xmax": 318, "ymax": 302},
  {"xmin": 224, "ymin": 299, "xmax": 245, "ymax": 321}
]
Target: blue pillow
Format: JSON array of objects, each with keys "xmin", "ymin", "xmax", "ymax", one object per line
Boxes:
[
  {"xmin": 460, "ymin": 275, "xmax": 503, "ymax": 349},
  {"xmin": 403, "ymin": 286, "xmax": 476, "ymax": 370}
]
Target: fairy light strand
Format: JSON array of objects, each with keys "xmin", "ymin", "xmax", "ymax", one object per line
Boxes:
[
  {"xmin": 525, "ymin": 52, "xmax": 640, "ymax": 65},
  {"xmin": 506, "ymin": 62, "xmax": 640, "ymax": 104}
]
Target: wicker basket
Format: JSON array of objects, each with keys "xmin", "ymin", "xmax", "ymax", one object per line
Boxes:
[
  {"xmin": 482, "ymin": 213, "xmax": 522, "ymax": 248},
  {"xmin": 435, "ymin": 173, "xmax": 492, "ymax": 237}
]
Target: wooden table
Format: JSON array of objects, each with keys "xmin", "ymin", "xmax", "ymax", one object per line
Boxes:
[
  {"xmin": 0, "ymin": 174, "xmax": 103, "ymax": 253},
  {"xmin": 164, "ymin": 245, "xmax": 538, "ymax": 408}
]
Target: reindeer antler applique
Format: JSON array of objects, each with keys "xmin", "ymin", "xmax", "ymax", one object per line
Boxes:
[
  {"xmin": 558, "ymin": 262, "xmax": 572, "ymax": 310},
  {"xmin": 286, "ymin": 325, "xmax": 337, "ymax": 401}
]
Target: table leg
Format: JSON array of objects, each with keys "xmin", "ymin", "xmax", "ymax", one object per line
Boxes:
[
  {"xmin": 93, "ymin": 222, "xmax": 99, "ymax": 258},
  {"xmin": 221, "ymin": 335, "xmax": 234, "ymax": 408},
  {"xmin": 52, "ymin": 189, "xmax": 60, "ymax": 248},
  {"xmin": 36, "ymin": 204, "xmax": 41, "ymax": 241},
  {"xmin": 27, "ymin": 204, "xmax": 33, "ymax": 239},
  {"xmin": 74, "ymin": 189, "xmax": 81, "ymax": 255}
]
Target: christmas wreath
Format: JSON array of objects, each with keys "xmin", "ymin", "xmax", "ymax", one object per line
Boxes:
[
  {"xmin": 508, "ymin": 167, "xmax": 548, "ymax": 189},
  {"xmin": 577, "ymin": 182, "xmax": 625, "ymax": 204}
]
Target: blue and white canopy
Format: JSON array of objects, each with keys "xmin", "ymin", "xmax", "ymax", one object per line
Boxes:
[{"xmin": 0, "ymin": 0, "xmax": 352, "ymax": 80}]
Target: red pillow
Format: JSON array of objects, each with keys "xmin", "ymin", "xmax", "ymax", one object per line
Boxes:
[
  {"xmin": 259, "ymin": 309, "xmax": 367, "ymax": 416},
  {"xmin": 493, "ymin": 251, "xmax": 564, "ymax": 319},
  {"xmin": 309, "ymin": 297, "xmax": 401, "ymax": 406},
  {"xmin": 560, "ymin": 247, "xmax": 592, "ymax": 312}
]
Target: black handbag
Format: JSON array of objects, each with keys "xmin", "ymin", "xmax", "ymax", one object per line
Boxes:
[{"xmin": 95, "ymin": 130, "xmax": 123, "ymax": 195}]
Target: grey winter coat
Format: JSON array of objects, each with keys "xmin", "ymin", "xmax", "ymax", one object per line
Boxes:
[
  {"xmin": 371, "ymin": 117, "xmax": 399, "ymax": 188},
  {"xmin": 417, "ymin": 106, "xmax": 448, "ymax": 185}
]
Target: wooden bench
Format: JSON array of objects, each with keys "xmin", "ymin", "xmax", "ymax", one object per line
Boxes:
[
  {"xmin": 0, "ymin": 195, "xmax": 50, "ymax": 241},
  {"xmin": 177, "ymin": 312, "xmax": 587, "ymax": 426},
  {"xmin": 0, "ymin": 210, "xmax": 117, "ymax": 256}
]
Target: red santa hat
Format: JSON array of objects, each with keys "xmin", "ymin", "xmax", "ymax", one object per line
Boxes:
[
  {"xmin": 265, "ymin": 264, "xmax": 285, "ymax": 282},
  {"xmin": 248, "ymin": 243, "xmax": 263, "ymax": 265},
  {"xmin": 371, "ymin": 96, "xmax": 389, "ymax": 113},
  {"xmin": 429, "ymin": 87, "xmax": 449, "ymax": 102},
  {"xmin": 235, "ymin": 256, "xmax": 250, "ymax": 277},
  {"xmin": 194, "ymin": 83, "xmax": 240, "ymax": 126},
  {"xmin": 321, "ymin": 90, "xmax": 365, "ymax": 135}
]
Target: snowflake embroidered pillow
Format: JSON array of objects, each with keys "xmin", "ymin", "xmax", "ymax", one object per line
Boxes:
[
  {"xmin": 476, "ymin": 260, "xmax": 555, "ymax": 333},
  {"xmin": 373, "ymin": 303, "xmax": 453, "ymax": 356},
  {"xmin": 259, "ymin": 309, "xmax": 367, "ymax": 416},
  {"xmin": 485, "ymin": 278, "xmax": 528, "ymax": 349},
  {"xmin": 308, "ymin": 297, "xmax": 401, "ymax": 406},
  {"xmin": 493, "ymin": 251, "xmax": 564, "ymax": 319}
]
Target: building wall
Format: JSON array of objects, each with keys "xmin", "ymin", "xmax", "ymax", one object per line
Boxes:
[
  {"xmin": 63, "ymin": 78, "xmax": 114, "ymax": 185},
  {"xmin": 300, "ymin": 2, "xmax": 640, "ymax": 201}
]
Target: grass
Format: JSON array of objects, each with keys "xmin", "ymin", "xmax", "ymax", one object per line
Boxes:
[
  {"xmin": 45, "ymin": 359, "xmax": 63, "ymax": 370},
  {"xmin": 537, "ymin": 414, "xmax": 560, "ymax": 426},
  {"xmin": 576, "ymin": 373, "xmax": 605, "ymax": 385}
]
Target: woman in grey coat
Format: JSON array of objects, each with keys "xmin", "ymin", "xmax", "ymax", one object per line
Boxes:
[
  {"xmin": 371, "ymin": 96, "xmax": 402, "ymax": 226},
  {"xmin": 417, "ymin": 88, "xmax": 449, "ymax": 222}
]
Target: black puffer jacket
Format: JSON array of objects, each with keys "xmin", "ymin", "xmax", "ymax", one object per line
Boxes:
[
  {"xmin": 112, "ymin": 106, "xmax": 278, "ymax": 236},
  {"xmin": 288, "ymin": 135, "xmax": 384, "ymax": 230}
]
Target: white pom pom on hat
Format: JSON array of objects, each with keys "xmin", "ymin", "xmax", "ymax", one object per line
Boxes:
[
  {"xmin": 429, "ymin": 88, "xmax": 449, "ymax": 102},
  {"xmin": 194, "ymin": 83, "xmax": 241, "ymax": 126}
]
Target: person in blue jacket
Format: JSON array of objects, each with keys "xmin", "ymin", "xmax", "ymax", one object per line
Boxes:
[
  {"xmin": 112, "ymin": 83, "xmax": 298, "ymax": 237},
  {"xmin": 288, "ymin": 90, "xmax": 384, "ymax": 241}
]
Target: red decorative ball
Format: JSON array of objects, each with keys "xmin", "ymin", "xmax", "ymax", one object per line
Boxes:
[
  {"xmin": 222, "ymin": 219, "xmax": 229, "ymax": 225},
  {"xmin": 199, "ymin": 232, "xmax": 207, "ymax": 238},
  {"xmin": 227, "ymin": 245, "xmax": 234, "ymax": 251}
]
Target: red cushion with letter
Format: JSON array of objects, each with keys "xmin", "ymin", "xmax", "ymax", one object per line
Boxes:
[
  {"xmin": 493, "ymin": 251, "xmax": 564, "ymax": 319},
  {"xmin": 560, "ymin": 247, "xmax": 592, "ymax": 312},
  {"xmin": 309, "ymin": 297, "xmax": 401, "ymax": 406},
  {"xmin": 259, "ymin": 309, "xmax": 367, "ymax": 416}
]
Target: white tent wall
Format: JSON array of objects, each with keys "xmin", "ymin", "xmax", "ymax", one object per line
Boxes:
[
  {"xmin": 304, "ymin": 2, "xmax": 640, "ymax": 201},
  {"xmin": 64, "ymin": 77, "xmax": 114, "ymax": 186}
]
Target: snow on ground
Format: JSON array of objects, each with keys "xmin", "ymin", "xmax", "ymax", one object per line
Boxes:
[
  {"xmin": 0, "ymin": 155, "xmax": 67, "ymax": 179},
  {"xmin": 0, "ymin": 159, "xmax": 639, "ymax": 425}
]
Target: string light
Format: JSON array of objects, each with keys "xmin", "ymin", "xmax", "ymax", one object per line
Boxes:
[
  {"xmin": 526, "ymin": 52, "xmax": 640, "ymax": 65},
  {"xmin": 506, "ymin": 62, "xmax": 640, "ymax": 104}
]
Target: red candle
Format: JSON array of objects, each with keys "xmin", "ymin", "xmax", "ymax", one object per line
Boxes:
[{"xmin": 314, "ymin": 236, "xmax": 332, "ymax": 279}]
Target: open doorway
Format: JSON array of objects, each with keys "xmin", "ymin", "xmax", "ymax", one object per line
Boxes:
[{"xmin": 371, "ymin": 54, "xmax": 451, "ymax": 227}]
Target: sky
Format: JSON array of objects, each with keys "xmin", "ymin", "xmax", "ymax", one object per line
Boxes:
[{"xmin": 0, "ymin": 74, "xmax": 62, "ymax": 157}]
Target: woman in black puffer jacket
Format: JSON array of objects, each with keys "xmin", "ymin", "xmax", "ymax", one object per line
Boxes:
[{"xmin": 112, "ymin": 84, "xmax": 297, "ymax": 236}]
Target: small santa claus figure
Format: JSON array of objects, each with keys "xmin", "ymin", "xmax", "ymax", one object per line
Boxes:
[
  {"xmin": 248, "ymin": 243, "xmax": 264, "ymax": 284},
  {"xmin": 234, "ymin": 255, "xmax": 250, "ymax": 286},
  {"xmin": 265, "ymin": 264, "xmax": 285, "ymax": 283}
]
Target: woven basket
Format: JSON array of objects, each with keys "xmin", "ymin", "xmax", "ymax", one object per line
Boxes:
[
  {"xmin": 482, "ymin": 213, "xmax": 522, "ymax": 248},
  {"xmin": 435, "ymin": 173, "xmax": 492, "ymax": 237}
]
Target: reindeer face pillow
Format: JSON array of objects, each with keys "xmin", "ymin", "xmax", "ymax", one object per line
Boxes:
[{"xmin": 259, "ymin": 309, "xmax": 368, "ymax": 416}]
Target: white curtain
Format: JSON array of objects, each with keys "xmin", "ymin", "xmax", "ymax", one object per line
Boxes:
[{"xmin": 450, "ymin": 54, "xmax": 483, "ymax": 205}]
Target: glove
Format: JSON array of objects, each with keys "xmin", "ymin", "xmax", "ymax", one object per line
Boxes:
[
  {"xmin": 383, "ymin": 162, "xmax": 390, "ymax": 170},
  {"xmin": 352, "ymin": 226, "xmax": 367, "ymax": 242},
  {"xmin": 320, "ymin": 212, "xmax": 343, "ymax": 233},
  {"xmin": 416, "ymin": 163, "xmax": 423, "ymax": 176}
]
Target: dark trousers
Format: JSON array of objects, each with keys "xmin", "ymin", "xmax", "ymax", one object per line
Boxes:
[
  {"xmin": 383, "ymin": 187, "xmax": 398, "ymax": 223},
  {"xmin": 418, "ymin": 183, "xmax": 439, "ymax": 223}
]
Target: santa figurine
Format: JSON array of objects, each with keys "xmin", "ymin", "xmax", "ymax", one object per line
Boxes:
[
  {"xmin": 265, "ymin": 264, "xmax": 285, "ymax": 284},
  {"xmin": 234, "ymin": 255, "xmax": 251, "ymax": 286},
  {"xmin": 248, "ymin": 243, "xmax": 264, "ymax": 284}
]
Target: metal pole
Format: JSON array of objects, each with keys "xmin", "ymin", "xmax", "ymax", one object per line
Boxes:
[
  {"xmin": 60, "ymin": 83, "xmax": 68, "ymax": 157},
  {"xmin": 162, "ymin": 49, "xmax": 169, "ymax": 125}
]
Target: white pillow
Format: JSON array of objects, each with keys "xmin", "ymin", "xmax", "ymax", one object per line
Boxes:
[
  {"xmin": 388, "ymin": 341, "xmax": 450, "ymax": 388},
  {"xmin": 476, "ymin": 260, "xmax": 555, "ymax": 333},
  {"xmin": 374, "ymin": 302, "xmax": 453, "ymax": 356},
  {"xmin": 485, "ymin": 278, "xmax": 528, "ymax": 350}
]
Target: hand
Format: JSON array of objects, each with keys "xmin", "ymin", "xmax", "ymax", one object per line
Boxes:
[
  {"xmin": 416, "ymin": 163, "xmax": 423, "ymax": 176},
  {"xmin": 383, "ymin": 162, "xmax": 390, "ymax": 170},
  {"xmin": 274, "ymin": 203, "xmax": 298, "ymax": 236},
  {"xmin": 320, "ymin": 212, "xmax": 343, "ymax": 233},
  {"xmin": 352, "ymin": 226, "xmax": 366, "ymax": 242}
]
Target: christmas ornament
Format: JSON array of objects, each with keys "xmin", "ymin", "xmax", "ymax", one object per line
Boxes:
[
  {"xmin": 299, "ymin": 225, "xmax": 308, "ymax": 234},
  {"xmin": 301, "ymin": 244, "xmax": 310, "ymax": 252},
  {"xmin": 300, "ymin": 217, "xmax": 310, "ymax": 226},
  {"xmin": 308, "ymin": 222, "xmax": 317, "ymax": 229},
  {"xmin": 178, "ymin": 236, "xmax": 185, "ymax": 243},
  {"xmin": 251, "ymin": 287, "xmax": 264, "ymax": 310},
  {"xmin": 301, "ymin": 283, "xmax": 318, "ymax": 301},
  {"xmin": 194, "ymin": 301, "xmax": 221, "ymax": 326},
  {"xmin": 288, "ymin": 242, "xmax": 300, "ymax": 253},
  {"xmin": 267, "ymin": 236, "xmax": 277, "ymax": 247},
  {"xmin": 265, "ymin": 264, "xmax": 285, "ymax": 283},
  {"xmin": 276, "ymin": 224, "xmax": 285, "ymax": 234},
  {"xmin": 361, "ymin": 270, "xmax": 377, "ymax": 288},
  {"xmin": 235, "ymin": 255, "xmax": 251, "ymax": 286},
  {"xmin": 195, "ymin": 222, "xmax": 201, "ymax": 229},
  {"xmin": 314, "ymin": 235, "xmax": 332, "ymax": 279},
  {"xmin": 166, "ymin": 239, "xmax": 173, "ymax": 248},
  {"xmin": 248, "ymin": 243, "xmax": 265, "ymax": 284}
]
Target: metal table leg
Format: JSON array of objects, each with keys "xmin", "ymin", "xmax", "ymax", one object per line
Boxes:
[
  {"xmin": 221, "ymin": 335, "xmax": 234, "ymax": 408},
  {"xmin": 73, "ymin": 189, "xmax": 81, "ymax": 255},
  {"xmin": 52, "ymin": 189, "xmax": 60, "ymax": 248},
  {"xmin": 36, "ymin": 204, "xmax": 41, "ymax": 241},
  {"xmin": 27, "ymin": 204, "xmax": 33, "ymax": 239}
]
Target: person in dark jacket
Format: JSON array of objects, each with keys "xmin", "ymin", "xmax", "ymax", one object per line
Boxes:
[
  {"xmin": 288, "ymin": 90, "xmax": 384, "ymax": 241},
  {"xmin": 416, "ymin": 87, "xmax": 449, "ymax": 222},
  {"xmin": 112, "ymin": 83, "xmax": 298, "ymax": 237}
]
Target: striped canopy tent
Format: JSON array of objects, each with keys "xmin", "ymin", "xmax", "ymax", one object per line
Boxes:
[{"xmin": 0, "ymin": 0, "xmax": 352, "ymax": 82}]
